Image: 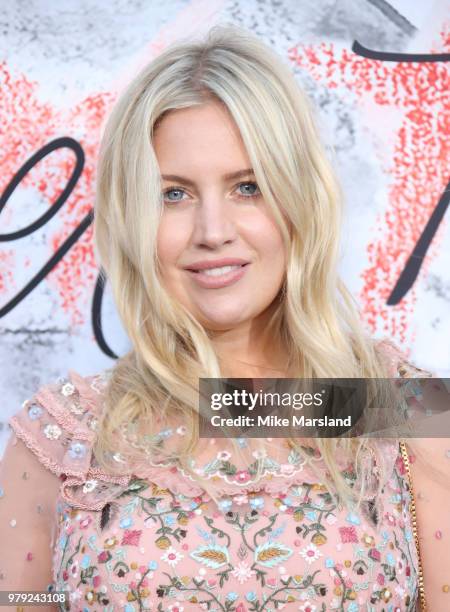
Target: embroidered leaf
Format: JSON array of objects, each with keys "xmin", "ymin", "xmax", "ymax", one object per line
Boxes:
[
  {"xmin": 202, "ymin": 459, "xmax": 221, "ymax": 475},
  {"xmin": 100, "ymin": 503, "xmax": 113, "ymax": 531},
  {"xmin": 366, "ymin": 499, "xmax": 379, "ymax": 526},
  {"xmin": 254, "ymin": 542, "xmax": 293, "ymax": 567},
  {"xmin": 247, "ymin": 460, "xmax": 260, "ymax": 475},
  {"xmin": 123, "ymin": 497, "xmax": 140, "ymax": 515},
  {"xmin": 318, "ymin": 492, "xmax": 334, "ymax": 505},
  {"xmin": 237, "ymin": 542, "xmax": 248, "ymax": 561},
  {"xmin": 299, "ymin": 445, "xmax": 316, "ymax": 456},
  {"xmin": 141, "ymin": 497, "xmax": 162, "ymax": 514},
  {"xmin": 268, "ymin": 522, "xmax": 287, "ymax": 541},
  {"xmin": 288, "ymin": 449, "xmax": 300, "ymax": 464},
  {"xmin": 118, "ymin": 479, "xmax": 149, "ymax": 497},
  {"xmin": 189, "ymin": 545, "xmax": 230, "ymax": 568},
  {"xmin": 195, "ymin": 525, "xmax": 216, "ymax": 545},
  {"xmin": 218, "ymin": 460, "xmax": 237, "ymax": 475},
  {"xmin": 263, "ymin": 456, "xmax": 279, "ymax": 470}
]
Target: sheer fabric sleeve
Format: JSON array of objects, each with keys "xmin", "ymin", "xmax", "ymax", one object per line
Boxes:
[
  {"xmin": 376, "ymin": 337, "xmax": 450, "ymax": 609},
  {"xmin": 0, "ymin": 429, "xmax": 61, "ymax": 610},
  {"xmin": 0, "ymin": 370, "xmax": 129, "ymax": 605}
]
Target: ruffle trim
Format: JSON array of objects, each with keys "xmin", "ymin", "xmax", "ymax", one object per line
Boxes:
[{"xmin": 8, "ymin": 337, "xmax": 432, "ymax": 511}]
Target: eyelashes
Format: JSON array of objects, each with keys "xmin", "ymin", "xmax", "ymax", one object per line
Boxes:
[{"xmin": 162, "ymin": 181, "xmax": 261, "ymax": 204}]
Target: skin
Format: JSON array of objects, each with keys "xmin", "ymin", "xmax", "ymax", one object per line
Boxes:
[{"xmin": 154, "ymin": 99, "xmax": 289, "ymax": 377}]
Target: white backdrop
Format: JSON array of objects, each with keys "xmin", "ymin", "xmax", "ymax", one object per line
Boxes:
[{"xmin": 1, "ymin": 0, "xmax": 449, "ymax": 454}]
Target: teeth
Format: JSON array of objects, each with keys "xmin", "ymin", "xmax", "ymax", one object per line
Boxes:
[{"xmin": 200, "ymin": 265, "xmax": 242, "ymax": 277}]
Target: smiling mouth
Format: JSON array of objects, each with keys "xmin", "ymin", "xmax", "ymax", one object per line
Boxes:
[{"xmin": 189, "ymin": 263, "xmax": 248, "ymax": 277}]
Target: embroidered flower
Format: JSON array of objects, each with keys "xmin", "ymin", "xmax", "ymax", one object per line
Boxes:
[
  {"xmin": 82, "ymin": 479, "xmax": 98, "ymax": 494},
  {"xmin": 226, "ymin": 592, "xmax": 239, "ymax": 602},
  {"xmin": 121, "ymin": 529, "xmax": 142, "ymax": 546},
  {"xmin": 98, "ymin": 550, "xmax": 112, "ymax": 563},
  {"xmin": 249, "ymin": 497, "xmax": 264, "ymax": 510},
  {"xmin": 234, "ymin": 470, "xmax": 251, "ymax": 484},
  {"xmin": 345, "ymin": 512, "xmax": 360, "ymax": 525},
  {"xmin": 43, "ymin": 424, "xmax": 62, "ymax": 440},
  {"xmin": 381, "ymin": 587, "xmax": 392, "ymax": 602},
  {"xmin": 79, "ymin": 515, "xmax": 93, "ymax": 529},
  {"xmin": 161, "ymin": 546, "xmax": 184, "ymax": 567},
  {"xmin": 299, "ymin": 603, "xmax": 317, "ymax": 612},
  {"xmin": 361, "ymin": 533, "xmax": 375, "ymax": 547},
  {"xmin": 233, "ymin": 494, "xmax": 249, "ymax": 506},
  {"xmin": 104, "ymin": 536, "xmax": 118, "ymax": 549},
  {"xmin": 69, "ymin": 590, "xmax": 82, "ymax": 603},
  {"xmin": 68, "ymin": 441, "xmax": 86, "ymax": 460},
  {"xmin": 167, "ymin": 603, "xmax": 184, "ymax": 612},
  {"xmin": 218, "ymin": 499, "xmax": 233, "ymax": 512},
  {"xmin": 69, "ymin": 560, "xmax": 79, "ymax": 578},
  {"xmin": 90, "ymin": 373, "xmax": 110, "ymax": 394},
  {"xmin": 368, "ymin": 548, "xmax": 381, "ymax": 562},
  {"xmin": 84, "ymin": 589, "xmax": 95, "ymax": 604},
  {"xmin": 193, "ymin": 567, "xmax": 207, "ymax": 582},
  {"xmin": 231, "ymin": 562, "xmax": 256, "ymax": 584},
  {"xmin": 384, "ymin": 512, "xmax": 396, "ymax": 526},
  {"xmin": 86, "ymin": 416, "xmax": 98, "ymax": 430},
  {"xmin": 70, "ymin": 402, "xmax": 84, "ymax": 415},
  {"xmin": 339, "ymin": 526, "xmax": 358, "ymax": 544},
  {"xmin": 217, "ymin": 450, "xmax": 231, "ymax": 461},
  {"xmin": 61, "ymin": 382, "xmax": 76, "ymax": 396},
  {"xmin": 27, "ymin": 404, "xmax": 43, "ymax": 420},
  {"xmin": 299, "ymin": 543, "xmax": 323, "ymax": 565},
  {"xmin": 158, "ymin": 428, "xmax": 173, "ymax": 439}
]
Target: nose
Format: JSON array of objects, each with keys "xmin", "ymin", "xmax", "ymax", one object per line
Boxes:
[{"xmin": 192, "ymin": 194, "xmax": 238, "ymax": 249}]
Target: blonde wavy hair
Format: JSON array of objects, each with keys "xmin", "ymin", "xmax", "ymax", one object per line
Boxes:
[{"xmin": 93, "ymin": 24, "xmax": 404, "ymax": 515}]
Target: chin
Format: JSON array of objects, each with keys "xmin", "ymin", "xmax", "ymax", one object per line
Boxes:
[
  {"xmin": 196, "ymin": 307, "xmax": 251, "ymax": 331},
  {"xmin": 201, "ymin": 316, "xmax": 248, "ymax": 331}
]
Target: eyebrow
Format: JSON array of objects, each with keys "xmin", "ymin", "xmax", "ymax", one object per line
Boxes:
[{"xmin": 161, "ymin": 168, "xmax": 255, "ymax": 187}]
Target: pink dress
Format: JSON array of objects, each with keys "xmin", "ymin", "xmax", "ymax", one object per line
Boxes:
[{"xmin": 8, "ymin": 338, "xmax": 432, "ymax": 612}]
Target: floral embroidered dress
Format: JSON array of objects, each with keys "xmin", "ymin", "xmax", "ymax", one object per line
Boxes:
[{"xmin": 7, "ymin": 339, "xmax": 432, "ymax": 612}]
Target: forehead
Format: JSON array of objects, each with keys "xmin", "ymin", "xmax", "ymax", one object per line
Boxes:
[{"xmin": 152, "ymin": 101, "xmax": 252, "ymax": 175}]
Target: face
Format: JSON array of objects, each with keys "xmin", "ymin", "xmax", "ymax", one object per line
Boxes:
[{"xmin": 154, "ymin": 100, "xmax": 286, "ymax": 333}]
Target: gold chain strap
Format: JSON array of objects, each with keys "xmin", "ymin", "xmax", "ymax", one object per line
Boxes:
[{"xmin": 399, "ymin": 440, "xmax": 427, "ymax": 611}]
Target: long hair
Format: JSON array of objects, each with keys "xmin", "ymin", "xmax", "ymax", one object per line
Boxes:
[{"xmin": 93, "ymin": 24, "xmax": 403, "ymax": 514}]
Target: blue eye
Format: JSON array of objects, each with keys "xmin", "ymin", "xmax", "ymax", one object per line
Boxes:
[
  {"xmin": 162, "ymin": 181, "xmax": 261, "ymax": 204},
  {"xmin": 163, "ymin": 188, "xmax": 186, "ymax": 203},
  {"xmin": 236, "ymin": 182, "xmax": 260, "ymax": 199}
]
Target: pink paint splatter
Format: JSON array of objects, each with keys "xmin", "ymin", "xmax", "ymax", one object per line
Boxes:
[
  {"xmin": 0, "ymin": 62, "xmax": 116, "ymax": 325},
  {"xmin": 288, "ymin": 24, "xmax": 449, "ymax": 343}
]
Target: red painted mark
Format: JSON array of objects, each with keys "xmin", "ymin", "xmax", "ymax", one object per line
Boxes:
[
  {"xmin": 0, "ymin": 250, "xmax": 15, "ymax": 293},
  {"xmin": 288, "ymin": 24, "xmax": 449, "ymax": 343},
  {"xmin": 0, "ymin": 62, "xmax": 116, "ymax": 325}
]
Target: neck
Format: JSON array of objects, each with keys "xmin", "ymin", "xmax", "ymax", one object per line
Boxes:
[{"xmin": 208, "ymin": 302, "xmax": 290, "ymax": 378}]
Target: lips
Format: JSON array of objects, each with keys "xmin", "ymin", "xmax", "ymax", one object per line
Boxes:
[
  {"xmin": 185, "ymin": 260, "xmax": 250, "ymax": 289},
  {"xmin": 184, "ymin": 258, "xmax": 250, "ymax": 272}
]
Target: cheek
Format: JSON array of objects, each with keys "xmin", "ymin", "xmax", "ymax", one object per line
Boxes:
[
  {"xmin": 156, "ymin": 216, "xmax": 187, "ymax": 272},
  {"xmin": 243, "ymin": 216, "xmax": 286, "ymax": 269}
]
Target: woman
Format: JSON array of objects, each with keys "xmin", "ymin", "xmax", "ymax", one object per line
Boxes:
[{"xmin": 1, "ymin": 24, "xmax": 448, "ymax": 611}]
